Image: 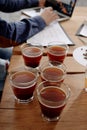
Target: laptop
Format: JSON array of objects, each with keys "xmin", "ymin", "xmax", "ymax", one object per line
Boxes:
[{"xmin": 22, "ymin": 0, "xmax": 77, "ymax": 22}]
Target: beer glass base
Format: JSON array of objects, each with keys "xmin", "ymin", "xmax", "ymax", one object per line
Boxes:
[
  {"xmin": 42, "ymin": 114, "xmax": 60, "ymax": 122},
  {"xmin": 15, "ymin": 96, "xmax": 34, "ymax": 103},
  {"xmin": 24, "ymin": 65, "xmax": 39, "ymax": 72},
  {"xmin": 24, "ymin": 65, "xmax": 34, "ymax": 70}
]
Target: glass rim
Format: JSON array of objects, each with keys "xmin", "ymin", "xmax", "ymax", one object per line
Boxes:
[
  {"xmin": 47, "ymin": 41, "xmax": 69, "ymax": 52},
  {"xmin": 22, "ymin": 46, "xmax": 43, "ymax": 56},
  {"xmin": 40, "ymin": 60, "xmax": 67, "ymax": 73},
  {"xmin": 40, "ymin": 67, "xmax": 66, "ymax": 82},
  {"xmin": 37, "ymin": 81, "xmax": 70, "ymax": 105},
  {"xmin": 9, "ymin": 69, "xmax": 38, "ymax": 88},
  {"xmin": 21, "ymin": 43, "xmax": 43, "ymax": 50}
]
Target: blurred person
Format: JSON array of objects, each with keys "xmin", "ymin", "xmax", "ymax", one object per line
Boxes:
[
  {"xmin": 0, "ymin": 0, "xmax": 58, "ymax": 47},
  {"xmin": 0, "ymin": 0, "xmax": 58, "ymax": 92}
]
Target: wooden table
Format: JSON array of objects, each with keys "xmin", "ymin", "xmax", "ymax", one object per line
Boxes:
[{"xmin": 0, "ymin": 7, "xmax": 87, "ymax": 130}]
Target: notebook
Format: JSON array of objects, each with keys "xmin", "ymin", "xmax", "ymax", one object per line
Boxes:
[
  {"xmin": 22, "ymin": 0, "xmax": 77, "ymax": 22},
  {"xmin": 27, "ymin": 21, "xmax": 74, "ymax": 46}
]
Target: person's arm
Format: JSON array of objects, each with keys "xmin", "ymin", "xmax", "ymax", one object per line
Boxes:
[
  {"xmin": 0, "ymin": 7, "xmax": 58, "ymax": 47},
  {"xmin": 0, "ymin": 16, "xmax": 46, "ymax": 47},
  {"xmin": 0, "ymin": 0, "xmax": 39, "ymax": 12}
]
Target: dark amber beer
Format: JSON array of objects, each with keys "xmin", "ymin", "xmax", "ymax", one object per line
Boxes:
[
  {"xmin": 22, "ymin": 46, "xmax": 43, "ymax": 68},
  {"xmin": 10, "ymin": 70, "xmax": 38, "ymax": 103},
  {"xmin": 41, "ymin": 66, "xmax": 65, "ymax": 83},
  {"xmin": 39, "ymin": 87, "xmax": 66, "ymax": 119},
  {"xmin": 37, "ymin": 81, "xmax": 70, "ymax": 121},
  {"xmin": 47, "ymin": 43, "xmax": 68, "ymax": 63}
]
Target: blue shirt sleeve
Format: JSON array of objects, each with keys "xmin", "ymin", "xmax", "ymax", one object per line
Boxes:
[
  {"xmin": 0, "ymin": 59, "xmax": 7, "ymax": 80},
  {"xmin": 0, "ymin": 0, "xmax": 38, "ymax": 12},
  {"xmin": 0, "ymin": 16, "xmax": 46, "ymax": 47},
  {"xmin": 0, "ymin": 0, "xmax": 47, "ymax": 47}
]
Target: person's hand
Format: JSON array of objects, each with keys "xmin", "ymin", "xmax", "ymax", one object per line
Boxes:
[
  {"xmin": 40, "ymin": 7, "xmax": 59, "ymax": 25},
  {"xmin": 39, "ymin": 0, "xmax": 46, "ymax": 7}
]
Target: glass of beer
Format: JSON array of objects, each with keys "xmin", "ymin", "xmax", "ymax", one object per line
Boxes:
[
  {"xmin": 21, "ymin": 43, "xmax": 43, "ymax": 70},
  {"xmin": 37, "ymin": 81, "xmax": 70, "ymax": 121},
  {"xmin": 9, "ymin": 67, "xmax": 38, "ymax": 103},
  {"xmin": 40, "ymin": 61, "xmax": 66, "ymax": 83},
  {"xmin": 47, "ymin": 41, "xmax": 69, "ymax": 63}
]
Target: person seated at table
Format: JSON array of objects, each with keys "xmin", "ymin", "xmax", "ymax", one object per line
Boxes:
[
  {"xmin": 0, "ymin": 0, "xmax": 58, "ymax": 93},
  {"xmin": 0, "ymin": 47, "xmax": 13, "ymax": 93},
  {"xmin": 0, "ymin": 0, "xmax": 58, "ymax": 47}
]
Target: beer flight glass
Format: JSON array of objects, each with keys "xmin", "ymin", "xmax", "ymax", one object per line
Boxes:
[
  {"xmin": 9, "ymin": 67, "xmax": 38, "ymax": 103},
  {"xmin": 40, "ymin": 61, "xmax": 66, "ymax": 83},
  {"xmin": 21, "ymin": 43, "xmax": 43, "ymax": 70},
  {"xmin": 47, "ymin": 41, "xmax": 69, "ymax": 63},
  {"xmin": 37, "ymin": 81, "xmax": 70, "ymax": 121}
]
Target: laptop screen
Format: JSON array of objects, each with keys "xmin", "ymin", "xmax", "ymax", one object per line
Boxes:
[{"xmin": 45, "ymin": 0, "xmax": 77, "ymax": 17}]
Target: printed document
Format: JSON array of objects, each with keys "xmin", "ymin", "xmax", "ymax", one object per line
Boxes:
[
  {"xmin": 76, "ymin": 20, "xmax": 87, "ymax": 37},
  {"xmin": 27, "ymin": 21, "xmax": 74, "ymax": 46},
  {"xmin": 79, "ymin": 24, "xmax": 87, "ymax": 37}
]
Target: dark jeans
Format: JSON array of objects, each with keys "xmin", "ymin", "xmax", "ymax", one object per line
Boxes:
[
  {"xmin": 0, "ymin": 47, "xmax": 13, "ymax": 100},
  {"xmin": 0, "ymin": 47, "xmax": 13, "ymax": 60}
]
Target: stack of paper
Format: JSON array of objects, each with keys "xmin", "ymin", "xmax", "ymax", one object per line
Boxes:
[{"xmin": 27, "ymin": 21, "xmax": 74, "ymax": 46}]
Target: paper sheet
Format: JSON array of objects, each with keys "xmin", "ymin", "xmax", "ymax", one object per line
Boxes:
[
  {"xmin": 79, "ymin": 24, "xmax": 87, "ymax": 37},
  {"xmin": 76, "ymin": 21, "xmax": 87, "ymax": 37},
  {"xmin": 27, "ymin": 22, "xmax": 74, "ymax": 46},
  {"xmin": 22, "ymin": 8, "xmax": 42, "ymax": 17}
]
